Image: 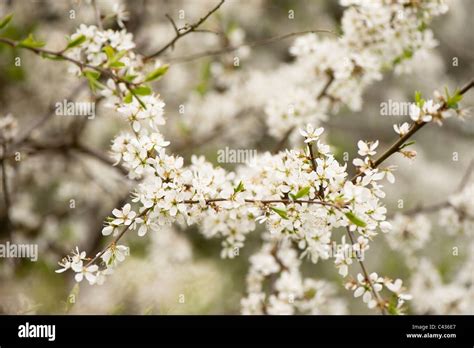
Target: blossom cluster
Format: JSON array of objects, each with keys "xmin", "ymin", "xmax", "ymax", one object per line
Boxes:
[
  {"xmin": 345, "ymin": 273, "xmax": 412, "ymax": 314},
  {"xmin": 67, "ymin": 24, "xmax": 137, "ymax": 75},
  {"xmin": 241, "ymin": 236, "xmax": 347, "ymax": 315},
  {"xmin": 179, "ymin": 0, "xmax": 449, "ymax": 145},
  {"xmin": 55, "ymin": 245, "xmax": 128, "ymax": 285}
]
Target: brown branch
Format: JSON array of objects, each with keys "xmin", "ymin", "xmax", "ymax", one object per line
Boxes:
[
  {"xmin": 167, "ymin": 29, "xmax": 338, "ymax": 64},
  {"xmin": 306, "ymin": 143, "xmax": 317, "ymax": 172},
  {"xmin": 317, "ymin": 71, "xmax": 335, "ymax": 99},
  {"xmin": 9, "ymin": 82, "xmax": 87, "ymax": 153},
  {"xmin": 345, "ymin": 227, "xmax": 387, "ymax": 315},
  {"xmin": 1, "ymin": 143, "xmax": 12, "ymax": 236},
  {"xmin": 143, "ymin": 0, "xmax": 225, "ymax": 61},
  {"xmin": 272, "ymin": 127, "xmax": 295, "ymax": 154},
  {"xmin": 350, "ymin": 78, "xmax": 474, "ymax": 183},
  {"xmin": 0, "ymin": 37, "xmax": 140, "ymax": 90},
  {"xmin": 182, "ymin": 197, "xmax": 344, "ymax": 210},
  {"xmin": 165, "ymin": 13, "xmax": 180, "ymax": 35},
  {"xmin": 74, "ymin": 143, "xmax": 129, "ymax": 176},
  {"xmin": 261, "ymin": 242, "xmax": 290, "ymax": 314},
  {"xmin": 457, "ymin": 158, "xmax": 474, "ymax": 192},
  {"xmin": 272, "ymin": 72, "xmax": 336, "ymax": 154},
  {"xmin": 0, "ymin": 140, "xmax": 129, "ymax": 176},
  {"xmin": 85, "ymin": 208, "xmax": 151, "ymax": 267}
]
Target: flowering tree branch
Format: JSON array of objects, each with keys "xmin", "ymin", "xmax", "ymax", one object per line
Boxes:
[
  {"xmin": 351, "ymin": 79, "xmax": 474, "ymax": 183},
  {"xmin": 345, "ymin": 227, "xmax": 387, "ymax": 315},
  {"xmin": 0, "ymin": 37, "xmax": 142, "ymax": 108}
]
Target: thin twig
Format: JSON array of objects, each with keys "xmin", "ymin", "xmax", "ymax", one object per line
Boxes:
[
  {"xmin": 9, "ymin": 82, "xmax": 87, "ymax": 152},
  {"xmin": 85, "ymin": 208, "xmax": 151, "ymax": 267},
  {"xmin": 165, "ymin": 13, "xmax": 179, "ymax": 35},
  {"xmin": 306, "ymin": 143, "xmax": 317, "ymax": 172},
  {"xmin": 317, "ymin": 71, "xmax": 335, "ymax": 99},
  {"xmin": 1, "ymin": 143, "xmax": 12, "ymax": 235},
  {"xmin": 272, "ymin": 127, "xmax": 295, "ymax": 154},
  {"xmin": 74, "ymin": 143, "xmax": 129, "ymax": 176},
  {"xmin": 0, "ymin": 37, "xmax": 139, "ymax": 90},
  {"xmin": 167, "ymin": 29, "xmax": 338, "ymax": 64},
  {"xmin": 456, "ymin": 158, "xmax": 474, "ymax": 192},
  {"xmin": 272, "ymin": 72, "xmax": 336, "ymax": 154},
  {"xmin": 184, "ymin": 197, "xmax": 344, "ymax": 210},
  {"xmin": 0, "ymin": 140, "xmax": 129, "ymax": 176},
  {"xmin": 345, "ymin": 227, "xmax": 387, "ymax": 315},
  {"xmin": 91, "ymin": 0, "xmax": 103, "ymax": 30},
  {"xmin": 143, "ymin": 0, "xmax": 225, "ymax": 61}
]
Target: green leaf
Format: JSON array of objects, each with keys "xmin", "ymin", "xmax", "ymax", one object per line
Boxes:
[
  {"xmin": 132, "ymin": 85, "xmax": 152, "ymax": 96},
  {"xmin": 393, "ymin": 49, "xmax": 413, "ymax": 66},
  {"xmin": 124, "ymin": 74, "xmax": 138, "ymax": 83},
  {"xmin": 0, "ymin": 13, "xmax": 13, "ymax": 30},
  {"xmin": 414, "ymin": 91, "xmax": 422, "ymax": 104},
  {"xmin": 113, "ymin": 50, "xmax": 127, "ymax": 62},
  {"xmin": 65, "ymin": 34, "xmax": 86, "ymax": 50},
  {"xmin": 414, "ymin": 90, "xmax": 425, "ymax": 108},
  {"xmin": 417, "ymin": 21, "xmax": 427, "ymax": 32},
  {"xmin": 83, "ymin": 70, "xmax": 105, "ymax": 92},
  {"xmin": 109, "ymin": 61, "xmax": 125, "ymax": 68},
  {"xmin": 345, "ymin": 212, "xmax": 367, "ymax": 228},
  {"xmin": 293, "ymin": 186, "xmax": 311, "ymax": 200},
  {"xmin": 104, "ymin": 47, "xmax": 127, "ymax": 69},
  {"xmin": 387, "ymin": 295, "xmax": 401, "ymax": 315},
  {"xmin": 40, "ymin": 52, "xmax": 64, "ymax": 61},
  {"xmin": 144, "ymin": 64, "xmax": 169, "ymax": 82},
  {"xmin": 83, "ymin": 70, "xmax": 100, "ymax": 80},
  {"xmin": 234, "ymin": 181, "xmax": 245, "ymax": 194},
  {"xmin": 104, "ymin": 45, "xmax": 115, "ymax": 60},
  {"xmin": 129, "ymin": 90, "xmax": 147, "ymax": 109},
  {"xmin": 123, "ymin": 92, "xmax": 133, "ymax": 103},
  {"xmin": 195, "ymin": 61, "xmax": 212, "ymax": 95},
  {"xmin": 446, "ymin": 89, "xmax": 463, "ymax": 109},
  {"xmin": 19, "ymin": 33, "xmax": 46, "ymax": 48},
  {"xmin": 270, "ymin": 207, "xmax": 289, "ymax": 220},
  {"xmin": 399, "ymin": 140, "xmax": 416, "ymax": 150},
  {"xmin": 402, "ymin": 49, "xmax": 413, "ymax": 59}
]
